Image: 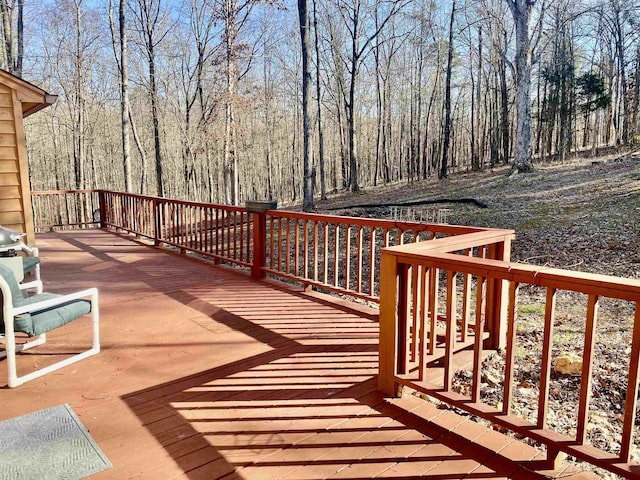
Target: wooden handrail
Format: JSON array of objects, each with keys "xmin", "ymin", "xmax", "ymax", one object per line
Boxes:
[{"xmin": 379, "ymin": 241, "xmax": 640, "ymax": 478}]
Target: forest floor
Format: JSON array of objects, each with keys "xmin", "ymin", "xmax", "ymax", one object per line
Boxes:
[{"xmin": 316, "ymin": 152, "xmax": 640, "ymax": 479}]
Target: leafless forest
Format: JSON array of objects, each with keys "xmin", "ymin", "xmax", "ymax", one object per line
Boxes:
[{"xmin": 3, "ymin": 0, "xmax": 638, "ymax": 206}]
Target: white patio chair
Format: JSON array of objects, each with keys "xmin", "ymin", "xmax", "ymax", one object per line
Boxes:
[{"xmin": 0, "ymin": 263, "xmax": 100, "ymax": 388}]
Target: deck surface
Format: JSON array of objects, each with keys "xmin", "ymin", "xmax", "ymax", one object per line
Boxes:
[{"xmin": 0, "ymin": 230, "xmax": 591, "ymax": 479}]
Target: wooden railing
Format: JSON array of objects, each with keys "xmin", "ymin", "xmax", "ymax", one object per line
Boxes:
[
  {"xmin": 32, "ymin": 190, "xmax": 100, "ymax": 231},
  {"xmin": 379, "ymin": 242, "xmax": 640, "ymax": 478},
  {"xmin": 32, "ymin": 190, "xmax": 496, "ymax": 304},
  {"xmin": 100, "ymin": 191, "xmax": 253, "ymax": 268},
  {"xmin": 263, "ymin": 210, "xmax": 495, "ymax": 302}
]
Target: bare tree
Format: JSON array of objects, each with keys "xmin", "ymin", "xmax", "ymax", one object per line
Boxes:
[
  {"xmin": 0, "ymin": 0, "xmax": 23, "ymax": 75},
  {"xmin": 507, "ymin": 0, "xmax": 536, "ymax": 173},
  {"xmin": 108, "ymin": 0, "xmax": 132, "ymax": 193},
  {"xmin": 298, "ymin": 0, "xmax": 315, "ymax": 210},
  {"xmin": 334, "ymin": 0, "xmax": 408, "ymax": 192},
  {"xmin": 440, "ymin": 0, "xmax": 456, "ymax": 179},
  {"xmin": 130, "ymin": 0, "xmax": 170, "ymax": 197}
]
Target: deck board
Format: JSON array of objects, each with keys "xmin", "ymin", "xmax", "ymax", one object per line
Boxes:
[{"xmin": 0, "ymin": 230, "xmax": 588, "ymax": 479}]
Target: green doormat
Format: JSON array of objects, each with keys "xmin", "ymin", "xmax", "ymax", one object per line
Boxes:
[{"xmin": 0, "ymin": 404, "xmax": 112, "ymax": 479}]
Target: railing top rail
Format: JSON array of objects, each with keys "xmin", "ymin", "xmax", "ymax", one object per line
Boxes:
[
  {"xmin": 266, "ymin": 209, "xmax": 493, "ymax": 234},
  {"xmin": 32, "ymin": 189, "xmax": 99, "ymax": 195},
  {"xmin": 394, "ymin": 250, "xmax": 640, "ymax": 301},
  {"xmin": 383, "ymin": 229, "xmax": 516, "ymax": 255}
]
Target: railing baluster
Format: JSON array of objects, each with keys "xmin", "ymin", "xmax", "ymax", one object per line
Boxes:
[
  {"xmin": 268, "ymin": 216, "xmax": 274, "ymax": 269},
  {"xmin": 428, "ymin": 267, "xmax": 439, "ymax": 355},
  {"xmin": 397, "ymin": 263, "xmax": 410, "ymax": 375},
  {"xmin": 233, "ymin": 211, "xmax": 238, "ymax": 260},
  {"xmin": 620, "ymin": 303, "xmax": 640, "ymax": 462},
  {"xmin": 576, "ymin": 294, "xmax": 600, "ymax": 444},
  {"xmin": 313, "ymin": 221, "xmax": 318, "ymax": 282},
  {"xmin": 345, "ymin": 226, "xmax": 351, "ymax": 290},
  {"xmin": 294, "ymin": 219, "xmax": 299, "ymax": 276},
  {"xmin": 472, "ymin": 276, "xmax": 486, "ymax": 402},
  {"xmin": 418, "ymin": 265, "xmax": 430, "ymax": 382},
  {"xmin": 333, "ymin": 223, "xmax": 340, "ymax": 288},
  {"xmin": 502, "ymin": 281, "xmax": 519, "ymax": 414},
  {"xmin": 277, "ymin": 217, "xmax": 283, "ymax": 271},
  {"xmin": 356, "ymin": 226, "xmax": 363, "ymax": 293},
  {"xmin": 461, "ymin": 248, "xmax": 472, "ymax": 342},
  {"xmin": 323, "ymin": 222, "xmax": 329, "ymax": 285},
  {"xmin": 303, "ymin": 219, "xmax": 309, "ymax": 280},
  {"xmin": 369, "ymin": 227, "xmax": 376, "ymax": 296},
  {"xmin": 410, "ymin": 264, "xmax": 421, "ymax": 364},
  {"xmin": 285, "ymin": 218, "xmax": 291, "ymax": 274},
  {"xmin": 537, "ymin": 287, "xmax": 557, "ymax": 428},
  {"xmin": 444, "ymin": 270, "xmax": 457, "ymax": 391}
]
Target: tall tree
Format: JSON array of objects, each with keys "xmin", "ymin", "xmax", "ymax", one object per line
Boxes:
[
  {"xmin": 130, "ymin": 0, "xmax": 168, "ymax": 197},
  {"xmin": 298, "ymin": 0, "xmax": 314, "ymax": 211},
  {"xmin": 0, "ymin": 0, "xmax": 23, "ymax": 75},
  {"xmin": 507, "ymin": 0, "xmax": 535, "ymax": 173},
  {"xmin": 440, "ymin": 0, "xmax": 456, "ymax": 179},
  {"xmin": 334, "ymin": 0, "xmax": 407, "ymax": 192},
  {"xmin": 108, "ymin": 0, "xmax": 132, "ymax": 193}
]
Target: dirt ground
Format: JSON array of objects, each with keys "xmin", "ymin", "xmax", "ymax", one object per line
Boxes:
[{"xmin": 316, "ymin": 153, "xmax": 640, "ymax": 478}]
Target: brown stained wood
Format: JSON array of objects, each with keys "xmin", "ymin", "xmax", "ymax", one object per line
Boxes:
[
  {"xmin": 502, "ymin": 281, "xmax": 519, "ymax": 414},
  {"xmin": 303, "ymin": 219, "xmax": 309, "ymax": 279},
  {"xmin": 277, "ymin": 217, "xmax": 283, "ymax": 271},
  {"xmin": 1, "ymin": 229, "xmax": 618, "ymax": 479},
  {"xmin": 472, "ymin": 276, "xmax": 486, "ymax": 403},
  {"xmin": 378, "ymin": 253, "xmax": 398, "ymax": 395},
  {"xmin": 294, "ymin": 218, "xmax": 299, "ymax": 276},
  {"xmin": 428, "ymin": 267, "xmax": 439, "ymax": 355},
  {"xmin": 323, "ymin": 222, "xmax": 329, "ymax": 285},
  {"xmin": 369, "ymin": 227, "xmax": 376, "ymax": 296},
  {"xmin": 620, "ymin": 303, "xmax": 640, "ymax": 462},
  {"xmin": 461, "ymin": 248, "xmax": 473, "ymax": 342},
  {"xmin": 444, "ymin": 270, "xmax": 457, "ymax": 391},
  {"xmin": 356, "ymin": 226, "xmax": 363, "ymax": 293},
  {"xmin": 397, "ymin": 263, "xmax": 410, "ymax": 376},
  {"xmin": 410, "ymin": 264, "xmax": 420, "ymax": 363},
  {"xmin": 233, "ymin": 211, "xmax": 238, "ymax": 260},
  {"xmin": 419, "ymin": 267, "xmax": 430, "ymax": 382},
  {"xmin": 537, "ymin": 287, "xmax": 557, "ymax": 429},
  {"xmin": 285, "ymin": 217, "xmax": 291, "ymax": 274},
  {"xmin": 267, "ymin": 216, "xmax": 273, "ymax": 269},
  {"xmin": 345, "ymin": 225, "xmax": 352, "ymax": 290},
  {"xmin": 313, "ymin": 221, "xmax": 318, "ymax": 282},
  {"xmin": 333, "ymin": 223, "xmax": 340, "ymax": 288},
  {"xmin": 576, "ymin": 294, "xmax": 599, "ymax": 444}
]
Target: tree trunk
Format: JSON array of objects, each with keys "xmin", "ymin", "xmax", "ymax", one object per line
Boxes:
[
  {"xmin": 509, "ymin": 0, "xmax": 535, "ymax": 173},
  {"xmin": 312, "ymin": 0, "xmax": 326, "ymax": 200},
  {"xmin": 119, "ymin": 0, "xmax": 132, "ymax": 192},
  {"xmin": 298, "ymin": 0, "xmax": 314, "ymax": 211},
  {"xmin": 440, "ymin": 0, "xmax": 455, "ymax": 179}
]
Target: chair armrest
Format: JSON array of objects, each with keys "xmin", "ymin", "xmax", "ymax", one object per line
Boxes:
[
  {"xmin": 18, "ymin": 243, "xmax": 37, "ymax": 257},
  {"xmin": 13, "ymin": 287, "xmax": 98, "ymax": 316},
  {"xmin": 19, "ymin": 280, "xmax": 43, "ymax": 294}
]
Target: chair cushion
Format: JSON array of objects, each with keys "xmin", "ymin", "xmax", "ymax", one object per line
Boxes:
[
  {"xmin": 22, "ymin": 256, "xmax": 40, "ymax": 274},
  {"xmin": 9, "ymin": 292, "xmax": 91, "ymax": 337},
  {"xmin": 0, "ymin": 263, "xmax": 25, "ymax": 306}
]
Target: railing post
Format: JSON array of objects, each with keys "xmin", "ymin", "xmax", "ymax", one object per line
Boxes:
[
  {"xmin": 246, "ymin": 200, "xmax": 277, "ymax": 279},
  {"xmin": 485, "ymin": 235, "xmax": 513, "ymax": 349},
  {"xmin": 379, "ymin": 250, "xmax": 400, "ymax": 396},
  {"xmin": 153, "ymin": 198, "xmax": 161, "ymax": 247},
  {"xmin": 98, "ymin": 191, "xmax": 107, "ymax": 228}
]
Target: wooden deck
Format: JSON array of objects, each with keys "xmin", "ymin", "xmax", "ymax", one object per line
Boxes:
[{"xmin": 0, "ymin": 230, "xmax": 594, "ymax": 479}]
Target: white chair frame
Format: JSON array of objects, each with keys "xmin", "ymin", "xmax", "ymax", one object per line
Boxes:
[
  {"xmin": 18, "ymin": 243, "xmax": 41, "ymax": 283},
  {"xmin": 0, "ymin": 277, "xmax": 100, "ymax": 388}
]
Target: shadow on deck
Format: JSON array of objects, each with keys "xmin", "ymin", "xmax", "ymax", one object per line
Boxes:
[{"xmin": 0, "ymin": 230, "xmax": 590, "ymax": 479}]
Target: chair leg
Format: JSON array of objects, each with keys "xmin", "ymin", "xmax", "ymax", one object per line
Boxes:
[{"xmin": 0, "ymin": 333, "xmax": 47, "ymax": 359}]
